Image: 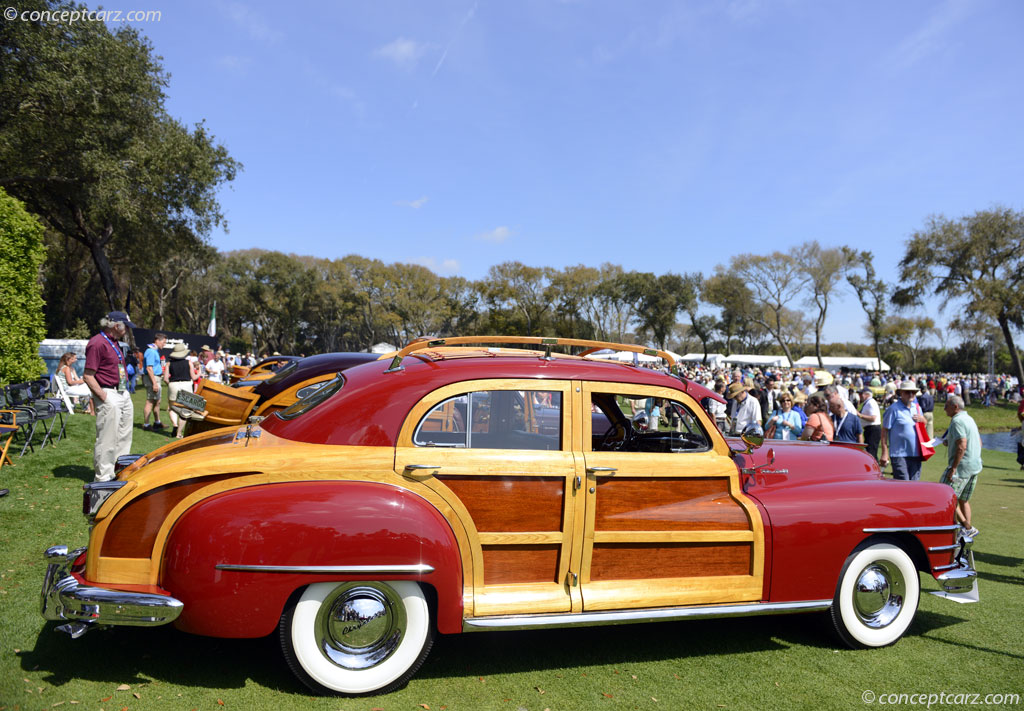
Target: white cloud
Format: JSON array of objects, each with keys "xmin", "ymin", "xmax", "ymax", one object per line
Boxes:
[
  {"xmin": 217, "ymin": 55, "xmax": 252, "ymax": 74},
  {"xmin": 408, "ymin": 257, "xmax": 461, "ymax": 276},
  {"xmin": 889, "ymin": 0, "xmax": 972, "ymax": 70},
  {"xmin": 374, "ymin": 38, "xmax": 434, "ymax": 70},
  {"xmin": 218, "ymin": 0, "xmax": 284, "ymax": 44},
  {"xmin": 474, "ymin": 226, "xmax": 512, "ymax": 243},
  {"xmin": 395, "ymin": 196, "xmax": 429, "ymax": 209}
]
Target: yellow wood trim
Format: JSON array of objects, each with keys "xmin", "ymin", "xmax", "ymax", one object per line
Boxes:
[
  {"xmin": 478, "ymin": 532, "xmax": 563, "ymax": 545},
  {"xmin": 567, "ymin": 383, "xmax": 587, "ymax": 613},
  {"xmin": 582, "ymin": 575, "xmax": 762, "ymax": 611},
  {"xmin": 474, "ymin": 583, "xmax": 572, "ymax": 616},
  {"xmin": 592, "ymin": 530, "xmax": 754, "ymax": 544},
  {"xmin": 92, "ymin": 557, "xmax": 152, "ymax": 585}
]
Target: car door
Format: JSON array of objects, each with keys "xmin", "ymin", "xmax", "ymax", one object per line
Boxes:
[
  {"xmin": 395, "ymin": 379, "xmax": 580, "ymax": 617},
  {"xmin": 577, "ymin": 381, "xmax": 765, "ymax": 611}
]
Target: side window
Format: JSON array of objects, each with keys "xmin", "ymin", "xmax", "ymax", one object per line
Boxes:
[
  {"xmin": 413, "ymin": 390, "xmax": 562, "ymax": 450},
  {"xmin": 590, "ymin": 392, "xmax": 710, "ymax": 453}
]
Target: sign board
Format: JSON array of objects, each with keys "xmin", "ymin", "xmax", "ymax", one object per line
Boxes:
[{"xmin": 174, "ymin": 390, "xmax": 207, "ymax": 413}]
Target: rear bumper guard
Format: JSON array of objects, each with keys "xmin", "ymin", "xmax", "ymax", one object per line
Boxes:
[{"xmin": 40, "ymin": 545, "xmax": 183, "ymax": 638}]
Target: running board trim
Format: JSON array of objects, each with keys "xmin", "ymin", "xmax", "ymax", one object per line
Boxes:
[{"xmin": 462, "ymin": 599, "xmax": 832, "ymax": 632}]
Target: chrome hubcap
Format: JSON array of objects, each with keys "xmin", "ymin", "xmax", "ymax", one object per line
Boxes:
[
  {"xmin": 853, "ymin": 561, "xmax": 905, "ymax": 628},
  {"xmin": 315, "ymin": 583, "xmax": 405, "ymax": 669}
]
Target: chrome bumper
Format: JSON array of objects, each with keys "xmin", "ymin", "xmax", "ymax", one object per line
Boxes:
[
  {"xmin": 936, "ymin": 532, "xmax": 978, "ymax": 595},
  {"xmin": 40, "ymin": 545, "xmax": 183, "ymax": 638}
]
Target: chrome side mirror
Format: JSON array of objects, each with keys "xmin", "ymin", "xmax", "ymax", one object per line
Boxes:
[{"xmin": 739, "ymin": 423, "xmax": 765, "ymax": 452}]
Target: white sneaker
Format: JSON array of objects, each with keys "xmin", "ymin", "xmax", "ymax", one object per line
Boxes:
[{"xmin": 962, "ymin": 526, "xmax": 979, "ymax": 538}]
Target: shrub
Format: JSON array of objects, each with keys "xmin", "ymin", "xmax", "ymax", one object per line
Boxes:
[{"xmin": 0, "ymin": 188, "xmax": 47, "ymax": 384}]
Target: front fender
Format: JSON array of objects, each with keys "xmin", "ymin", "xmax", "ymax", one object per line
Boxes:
[
  {"xmin": 750, "ymin": 479, "xmax": 957, "ymax": 602},
  {"xmin": 161, "ymin": 480, "xmax": 463, "ymax": 637}
]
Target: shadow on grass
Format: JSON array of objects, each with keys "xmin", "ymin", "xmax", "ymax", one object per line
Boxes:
[
  {"xmin": 22, "ymin": 624, "xmax": 297, "ymax": 692},
  {"xmin": 51, "ymin": 465, "xmax": 94, "ymax": 483},
  {"xmin": 21, "ymin": 613, "xmax": 838, "ymax": 693},
  {"xmin": 974, "ymin": 551, "xmax": 1024, "ymax": 568},
  {"xmin": 51, "ymin": 464, "xmax": 95, "ymax": 482}
]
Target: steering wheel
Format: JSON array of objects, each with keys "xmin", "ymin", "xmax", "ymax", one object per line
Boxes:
[{"xmin": 600, "ymin": 422, "xmax": 636, "ymax": 451}]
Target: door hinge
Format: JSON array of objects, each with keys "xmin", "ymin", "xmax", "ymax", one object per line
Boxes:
[
  {"xmin": 572, "ymin": 474, "xmax": 582, "ymax": 491},
  {"xmin": 566, "ymin": 571, "xmax": 578, "ymax": 587}
]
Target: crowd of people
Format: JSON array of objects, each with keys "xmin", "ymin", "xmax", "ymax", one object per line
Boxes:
[{"xmin": 666, "ymin": 361, "xmax": 1017, "ymax": 540}]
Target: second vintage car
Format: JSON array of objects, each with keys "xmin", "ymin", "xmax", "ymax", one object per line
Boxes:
[{"xmin": 41, "ymin": 336, "xmax": 977, "ymax": 696}]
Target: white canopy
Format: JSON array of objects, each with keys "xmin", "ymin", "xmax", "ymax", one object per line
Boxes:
[
  {"xmin": 585, "ymin": 349, "xmax": 661, "ymax": 364},
  {"xmin": 370, "ymin": 342, "xmax": 398, "ymax": 354},
  {"xmin": 722, "ymin": 354, "xmax": 791, "ymax": 367},
  {"xmin": 791, "ymin": 356, "xmax": 890, "ymax": 371},
  {"xmin": 677, "ymin": 353, "xmax": 728, "ymax": 368}
]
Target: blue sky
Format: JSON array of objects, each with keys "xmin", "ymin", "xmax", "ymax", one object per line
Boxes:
[{"xmin": 133, "ymin": 0, "xmax": 1023, "ymax": 343}]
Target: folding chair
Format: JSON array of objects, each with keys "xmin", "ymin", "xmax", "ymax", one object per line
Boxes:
[
  {"xmin": 0, "ymin": 407, "xmax": 16, "ymax": 469},
  {"xmin": 3, "ymin": 384, "xmax": 42, "ymax": 456},
  {"xmin": 31, "ymin": 379, "xmax": 66, "ymax": 446}
]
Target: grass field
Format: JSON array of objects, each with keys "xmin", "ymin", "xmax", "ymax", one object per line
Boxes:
[{"xmin": 1, "ymin": 393, "xmax": 1022, "ymax": 710}]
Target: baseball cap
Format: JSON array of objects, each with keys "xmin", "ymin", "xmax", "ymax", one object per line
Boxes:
[{"xmin": 105, "ymin": 311, "xmax": 136, "ymax": 327}]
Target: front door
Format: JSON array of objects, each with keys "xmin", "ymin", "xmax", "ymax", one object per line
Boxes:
[{"xmin": 577, "ymin": 382, "xmax": 764, "ymax": 611}]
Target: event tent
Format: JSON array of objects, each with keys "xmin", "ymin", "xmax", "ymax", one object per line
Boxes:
[
  {"xmin": 586, "ymin": 349, "xmax": 661, "ymax": 364},
  {"xmin": 722, "ymin": 354, "xmax": 791, "ymax": 368},
  {"xmin": 791, "ymin": 356, "xmax": 890, "ymax": 371},
  {"xmin": 677, "ymin": 353, "xmax": 727, "ymax": 368}
]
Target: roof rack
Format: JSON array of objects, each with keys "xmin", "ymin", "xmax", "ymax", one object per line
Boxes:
[{"xmin": 385, "ymin": 336, "xmax": 679, "ymax": 374}]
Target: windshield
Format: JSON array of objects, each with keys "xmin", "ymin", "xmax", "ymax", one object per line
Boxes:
[
  {"xmin": 264, "ymin": 360, "xmax": 300, "ymax": 385},
  {"xmin": 276, "ymin": 373, "xmax": 345, "ymax": 420}
]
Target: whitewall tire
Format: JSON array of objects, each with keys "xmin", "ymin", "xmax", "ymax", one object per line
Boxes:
[
  {"xmin": 831, "ymin": 541, "xmax": 920, "ymax": 648},
  {"xmin": 280, "ymin": 581, "xmax": 433, "ymax": 696}
]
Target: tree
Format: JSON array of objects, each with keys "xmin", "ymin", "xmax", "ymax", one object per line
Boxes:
[
  {"xmin": 681, "ymin": 274, "xmax": 716, "ymax": 363},
  {"xmin": 844, "ymin": 249, "xmax": 889, "ymax": 370},
  {"xmin": 0, "ymin": 0, "xmax": 239, "ymax": 312},
  {"xmin": 894, "ymin": 207, "xmax": 1024, "ymax": 385},
  {"xmin": 721, "ymin": 253, "xmax": 808, "ymax": 365},
  {"xmin": 795, "ymin": 242, "xmax": 849, "ymax": 368},
  {"xmin": 479, "ymin": 262, "xmax": 554, "ymax": 336},
  {"xmin": 632, "ymin": 273, "xmax": 696, "ymax": 350},
  {"xmin": 701, "ymin": 272, "xmax": 754, "ymax": 356},
  {"xmin": 0, "ymin": 189, "xmax": 47, "ymax": 383}
]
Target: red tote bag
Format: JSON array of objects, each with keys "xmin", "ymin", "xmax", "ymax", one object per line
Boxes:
[{"xmin": 916, "ymin": 420, "xmax": 934, "ymax": 461}]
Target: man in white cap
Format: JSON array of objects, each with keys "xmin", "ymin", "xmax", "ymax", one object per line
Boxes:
[{"xmin": 880, "ymin": 380, "xmax": 927, "ymax": 480}]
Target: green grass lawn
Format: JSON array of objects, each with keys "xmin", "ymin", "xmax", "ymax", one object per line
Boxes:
[{"xmin": 1, "ymin": 392, "xmax": 1022, "ymax": 710}]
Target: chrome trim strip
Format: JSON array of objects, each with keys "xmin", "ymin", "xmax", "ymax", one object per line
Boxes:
[
  {"xmin": 214, "ymin": 563, "xmax": 435, "ymax": 575},
  {"xmin": 863, "ymin": 525, "xmax": 960, "ymax": 533},
  {"xmin": 928, "ymin": 544, "xmax": 959, "ymax": 552},
  {"xmin": 462, "ymin": 600, "xmax": 832, "ymax": 632},
  {"xmin": 932, "ymin": 562, "xmax": 959, "ymax": 572}
]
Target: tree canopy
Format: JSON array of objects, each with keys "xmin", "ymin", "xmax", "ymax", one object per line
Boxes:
[
  {"xmin": 895, "ymin": 207, "xmax": 1024, "ymax": 384},
  {"xmin": 0, "ymin": 0, "xmax": 239, "ymax": 313},
  {"xmin": 0, "ymin": 189, "xmax": 47, "ymax": 384}
]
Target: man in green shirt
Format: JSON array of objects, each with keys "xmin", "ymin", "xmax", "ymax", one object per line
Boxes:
[{"xmin": 941, "ymin": 395, "xmax": 983, "ymax": 537}]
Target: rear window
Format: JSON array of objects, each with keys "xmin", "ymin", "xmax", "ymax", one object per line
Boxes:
[{"xmin": 276, "ymin": 373, "xmax": 345, "ymax": 420}]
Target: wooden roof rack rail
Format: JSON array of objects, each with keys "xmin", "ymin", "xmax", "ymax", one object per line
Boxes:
[{"xmin": 384, "ymin": 336, "xmax": 680, "ymax": 375}]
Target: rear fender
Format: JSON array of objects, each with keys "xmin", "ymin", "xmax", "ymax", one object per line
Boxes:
[{"xmin": 161, "ymin": 480, "xmax": 463, "ymax": 637}]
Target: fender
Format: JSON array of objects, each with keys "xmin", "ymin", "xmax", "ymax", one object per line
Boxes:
[
  {"xmin": 749, "ymin": 478, "xmax": 957, "ymax": 602},
  {"xmin": 161, "ymin": 480, "xmax": 463, "ymax": 637}
]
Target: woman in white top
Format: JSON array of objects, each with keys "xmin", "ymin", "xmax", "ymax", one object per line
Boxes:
[
  {"xmin": 54, "ymin": 352, "xmax": 94, "ymax": 415},
  {"xmin": 857, "ymin": 388, "xmax": 882, "ymax": 462}
]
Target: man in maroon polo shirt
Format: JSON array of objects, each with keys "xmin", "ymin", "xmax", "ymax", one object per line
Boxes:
[{"xmin": 82, "ymin": 311, "xmax": 135, "ymax": 482}]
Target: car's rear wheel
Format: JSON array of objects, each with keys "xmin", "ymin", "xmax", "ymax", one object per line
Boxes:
[
  {"xmin": 280, "ymin": 581, "xmax": 433, "ymax": 696},
  {"xmin": 831, "ymin": 541, "xmax": 920, "ymax": 648}
]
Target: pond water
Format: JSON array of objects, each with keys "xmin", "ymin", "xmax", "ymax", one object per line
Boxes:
[{"xmin": 979, "ymin": 431, "xmax": 1019, "ymax": 454}]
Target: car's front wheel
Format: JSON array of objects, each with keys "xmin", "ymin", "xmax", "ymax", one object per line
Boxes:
[
  {"xmin": 831, "ymin": 541, "xmax": 920, "ymax": 648},
  {"xmin": 280, "ymin": 581, "xmax": 433, "ymax": 696}
]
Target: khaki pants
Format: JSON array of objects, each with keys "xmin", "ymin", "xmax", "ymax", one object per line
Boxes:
[
  {"xmin": 924, "ymin": 411, "xmax": 934, "ymax": 439},
  {"xmin": 92, "ymin": 388, "xmax": 134, "ymax": 482}
]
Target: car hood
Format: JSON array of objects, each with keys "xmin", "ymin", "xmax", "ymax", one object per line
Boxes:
[{"xmin": 727, "ymin": 438, "xmax": 883, "ymax": 490}]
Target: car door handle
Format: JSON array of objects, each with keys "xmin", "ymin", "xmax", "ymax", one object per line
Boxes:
[
  {"xmin": 586, "ymin": 466, "xmax": 617, "ymax": 474},
  {"xmin": 404, "ymin": 464, "xmax": 442, "ymax": 471}
]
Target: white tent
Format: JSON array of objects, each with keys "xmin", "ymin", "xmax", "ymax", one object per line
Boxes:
[
  {"xmin": 791, "ymin": 356, "xmax": 890, "ymax": 371},
  {"xmin": 677, "ymin": 353, "xmax": 727, "ymax": 368},
  {"xmin": 585, "ymin": 349, "xmax": 661, "ymax": 364},
  {"xmin": 370, "ymin": 342, "xmax": 398, "ymax": 354},
  {"xmin": 722, "ymin": 354, "xmax": 791, "ymax": 368}
]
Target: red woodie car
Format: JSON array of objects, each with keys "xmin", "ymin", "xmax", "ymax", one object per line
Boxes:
[{"xmin": 40, "ymin": 336, "xmax": 977, "ymax": 696}]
